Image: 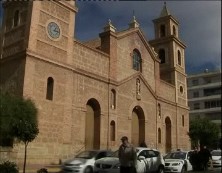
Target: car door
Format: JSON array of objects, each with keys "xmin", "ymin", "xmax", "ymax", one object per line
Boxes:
[
  {"xmin": 137, "ymin": 150, "xmax": 149, "ymax": 173},
  {"xmin": 151, "ymin": 150, "xmax": 161, "ymax": 172},
  {"xmin": 186, "ymin": 151, "xmax": 193, "ymax": 171},
  {"xmin": 147, "ymin": 150, "xmax": 157, "ymax": 172}
]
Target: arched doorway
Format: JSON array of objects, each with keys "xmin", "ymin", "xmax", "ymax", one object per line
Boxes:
[
  {"xmin": 131, "ymin": 106, "xmax": 145, "ymax": 147},
  {"xmin": 85, "ymin": 98, "xmax": 101, "ymax": 150},
  {"xmin": 165, "ymin": 117, "xmax": 172, "ymax": 153}
]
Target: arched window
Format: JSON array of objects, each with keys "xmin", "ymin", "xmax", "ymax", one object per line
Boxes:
[
  {"xmin": 158, "ymin": 49, "xmax": 165, "ymax": 64},
  {"xmin": 173, "ymin": 25, "xmax": 176, "ymax": 36},
  {"xmin": 158, "ymin": 128, "xmax": 161, "ymax": 143},
  {"xmin": 133, "ymin": 49, "xmax": 142, "ymax": 72},
  {"xmin": 178, "ymin": 50, "xmax": 182, "ymax": 66},
  {"xmin": 110, "ymin": 121, "xmax": 116, "ymax": 141},
  {"xmin": 46, "ymin": 77, "xmax": 54, "ymax": 100},
  {"xmin": 158, "ymin": 103, "xmax": 161, "ymax": 118},
  {"xmin": 160, "ymin": 24, "xmax": 166, "ymax": 37},
  {"xmin": 13, "ymin": 10, "xmax": 20, "ymax": 27},
  {"xmin": 182, "ymin": 115, "xmax": 185, "ymax": 127},
  {"xmin": 111, "ymin": 89, "xmax": 116, "ymax": 109}
]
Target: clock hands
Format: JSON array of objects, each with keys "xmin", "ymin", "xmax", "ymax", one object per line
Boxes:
[{"xmin": 53, "ymin": 27, "xmax": 59, "ymax": 34}]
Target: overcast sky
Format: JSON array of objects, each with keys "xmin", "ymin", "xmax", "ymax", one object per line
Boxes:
[
  {"xmin": 75, "ymin": 0, "xmax": 221, "ymax": 75},
  {"xmin": 0, "ymin": 1, "xmax": 221, "ymax": 75}
]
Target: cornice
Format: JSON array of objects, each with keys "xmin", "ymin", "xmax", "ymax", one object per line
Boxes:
[
  {"xmin": 152, "ymin": 15, "xmax": 179, "ymax": 25},
  {"xmin": 149, "ymin": 35, "xmax": 186, "ymax": 48},
  {"xmin": 0, "ymin": 50, "xmax": 26, "ymax": 63},
  {"xmin": 56, "ymin": 1, "xmax": 78, "ymax": 13}
]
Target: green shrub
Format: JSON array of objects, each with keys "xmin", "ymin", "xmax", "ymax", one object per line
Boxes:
[
  {"xmin": 0, "ymin": 161, "xmax": 19, "ymax": 173},
  {"xmin": 37, "ymin": 168, "xmax": 48, "ymax": 173}
]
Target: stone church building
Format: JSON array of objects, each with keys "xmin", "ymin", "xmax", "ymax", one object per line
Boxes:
[{"xmin": 0, "ymin": 1, "xmax": 190, "ymax": 167}]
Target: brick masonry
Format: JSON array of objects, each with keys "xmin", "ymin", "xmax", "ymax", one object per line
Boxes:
[{"xmin": 0, "ymin": 0, "xmax": 190, "ymax": 170}]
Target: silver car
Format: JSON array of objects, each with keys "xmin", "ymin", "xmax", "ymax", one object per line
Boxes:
[
  {"xmin": 94, "ymin": 147, "xmax": 165, "ymax": 173},
  {"xmin": 210, "ymin": 150, "xmax": 221, "ymax": 167},
  {"xmin": 164, "ymin": 151, "xmax": 193, "ymax": 173},
  {"xmin": 62, "ymin": 150, "xmax": 113, "ymax": 173}
]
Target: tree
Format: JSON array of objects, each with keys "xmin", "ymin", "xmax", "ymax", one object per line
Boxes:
[
  {"xmin": 0, "ymin": 92, "xmax": 15, "ymax": 146},
  {"xmin": 0, "ymin": 92, "xmax": 39, "ymax": 173},
  {"xmin": 188, "ymin": 117, "xmax": 220, "ymax": 149}
]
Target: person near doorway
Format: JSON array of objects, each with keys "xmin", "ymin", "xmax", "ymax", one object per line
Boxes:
[
  {"xmin": 139, "ymin": 140, "xmax": 147, "ymax": 147},
  {"xmin": 118, "ymin": 136, "xmax": 137, "ymax": 173}
]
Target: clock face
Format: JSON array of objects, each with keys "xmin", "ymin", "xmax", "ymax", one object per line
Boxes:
[{"xmin": 47, "ymin": 22, "xmax": 60, "ymax": 39}]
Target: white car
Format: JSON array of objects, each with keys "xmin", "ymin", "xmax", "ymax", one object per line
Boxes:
[
  {"xmin": 62, "ymin": 150, "xmax": 113, "ymax": 173},
  {"xmin": 210, "ymin": 150, "xmax": 221, "ymax": 167},
  {"xmin": 94, "ymin": 147, "xmax": 165, "ymax": 173},
  {"xmin": 164, "ymin": 150, "xmax": 193, "ymax": 173}
]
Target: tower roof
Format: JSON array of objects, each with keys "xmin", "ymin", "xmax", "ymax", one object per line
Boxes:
[{"xmin": 160, "ymin": 2, "xmax": 170, "ymax": 17}]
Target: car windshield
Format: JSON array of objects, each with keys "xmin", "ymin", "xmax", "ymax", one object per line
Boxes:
[
  {"xmin": 110, "ymin": 150, "xmax": 119, "ymax": 158},
  {"xmin": 211, "ymin": 150, "xmax": 221, "ymax": 156},
  {"xmin": 110, "ymin": 149, "xmax": 140, "ymax": 158},
  {"xmin": 75, "ymin": 151, "xmax": 98, "ymax": 159},
  {"xmin": 164, "ymin": 152, "xmax": 186, "ymax": 160}
]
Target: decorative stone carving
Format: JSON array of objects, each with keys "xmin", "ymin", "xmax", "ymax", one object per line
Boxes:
[{"xmin": 136, "ymin": 78, "xmax": 141, "ymax": 100}]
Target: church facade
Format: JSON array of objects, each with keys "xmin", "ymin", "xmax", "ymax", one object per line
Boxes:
[{"xmin": 0, "ymin": 1, "xmax": 190, "ymax": 167}]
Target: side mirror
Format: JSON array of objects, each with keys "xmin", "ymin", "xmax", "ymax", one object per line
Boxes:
[{"xmin": 138, "ymin": 156, "xmax": 146, "ymax": 161}]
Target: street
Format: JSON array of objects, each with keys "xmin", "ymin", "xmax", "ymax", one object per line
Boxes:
[{"xmin": 190, "ymin": 167, "xmax": 221, "ymax": 173}]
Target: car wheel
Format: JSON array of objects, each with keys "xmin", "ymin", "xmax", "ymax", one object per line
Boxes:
[
  {"xmin": 157, "ymin": 166, "xmax": 164, "ymax": 173},
  {"xmin": 84, "ymin": 166, "xmax": 93, "ymax": 173},
  {"xmin": 181, "ymin": 166, "xmax": 185, "ymax": 173}
]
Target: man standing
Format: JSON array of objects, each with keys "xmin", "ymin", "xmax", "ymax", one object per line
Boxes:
[
  {"xmin": 189, "ymin": 147, "xmax": 200, "ymax": 171},
  {"xmin": 118, "ymin": 136, "xmax": 137, "ymax": 173},
  {"xmin": 199, "ymin": 145, "xmax": 212, "ymax": 170}
]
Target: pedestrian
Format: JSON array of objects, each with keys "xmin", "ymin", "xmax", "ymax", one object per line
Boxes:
[
  {"xmin": 139, "ymin": 140, "xmax": 147, "ymax": 148},
  {"xmin": 118, "ymin": 136, "xmax": 137, "ymax": 173},
  {"xmin": 189, "ymin": 147, "xmax": 200, "ymax": 171},
  {"xmin": 199, "ymin": 145, "xmax": 212, "ymax": 171}
]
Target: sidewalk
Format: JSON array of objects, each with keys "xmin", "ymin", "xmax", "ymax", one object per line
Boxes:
[{"xmin": 18, "ymin": 164, "xmax": 62, "ymax": 173}]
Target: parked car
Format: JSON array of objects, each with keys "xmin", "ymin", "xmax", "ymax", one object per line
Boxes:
[
  {"xmin": 210, "ymin": 150, "xmax": 221, "ymax": 167},
  {"xmin": 94, "ymin": 147, "xmax": 165, "ymax": 173},
  {"xmin": 164, "ymin": 150, "xmax": 193, "ymax": 173},
  {"xmin": 62, "ymin": 150, "xmax": 113, "ymax": 173}
]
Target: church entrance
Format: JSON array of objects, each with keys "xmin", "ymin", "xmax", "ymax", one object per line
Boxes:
[
  {"xmin": 131, "ymin": 106, "xmax": 145, "ymax": 147},
  {"xmin": 85, "ymin": 98, "xmax": 101, "ymax": 150},
  {"xmin": 165, "ymin": 117, "xmax": 172, "ymax": 153}
]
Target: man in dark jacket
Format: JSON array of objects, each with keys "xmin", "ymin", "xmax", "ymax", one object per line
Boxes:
[
  {"xmin": 199, "ymin": 145, "xmax": 212, "ymax": 170},
  {"xmin": 189, "ymin": 147, "xmax": 200, "ymax": 171},
  {"xmin": 118, "ymin": 136, "xmax": 137, "ymax": 173}
]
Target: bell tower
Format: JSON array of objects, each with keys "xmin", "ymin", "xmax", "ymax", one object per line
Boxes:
[
  {"xmin": 149, "ymin": 2, "xmax": 187, "ymax": 106},
  {"xmin": 0, "ymin": 1, "xmax": 78, "ymax": 62},
  {"xmin": 0, "ymin": 1, "xmax": 78, "ymax": 95}
]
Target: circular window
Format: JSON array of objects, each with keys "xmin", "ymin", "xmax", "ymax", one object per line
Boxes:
[{"xmin": 180, "ymin": 86, "xmax": 184, "ymax": 94}]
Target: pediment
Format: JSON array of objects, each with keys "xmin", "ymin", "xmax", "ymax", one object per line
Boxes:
[
  {"xmin": 117, "ymin": 72, "xmax": 157, "ymax": 99},
  {"xmin": 116, "ymin": 28, "xmax": 159, "ymax": 62}
]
